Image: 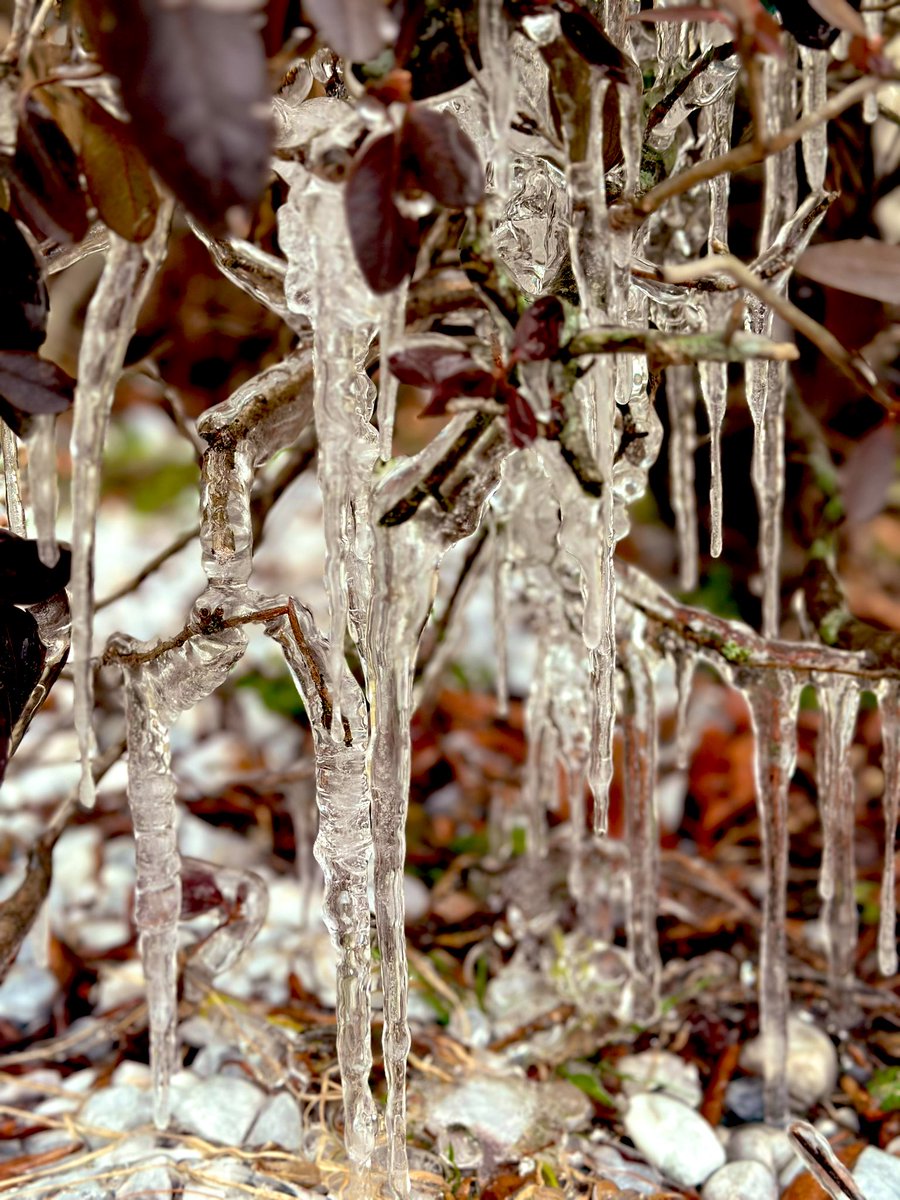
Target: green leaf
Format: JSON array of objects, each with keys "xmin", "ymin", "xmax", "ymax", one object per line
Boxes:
[{"xmin": 869, "ymin": 1066, "xmax": 900, "ymax": 1113}]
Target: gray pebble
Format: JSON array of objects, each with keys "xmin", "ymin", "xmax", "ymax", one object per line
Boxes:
[
  {"xmin": 727, "ymin": 1123, "xmax": 795, "ymax": 1173},
  {"xmin": 247, "ymin": 1091, "xmax": 302, "ymax": 1152},
  {"xmin": 116, "ymin": 1159, "xmax": 172, "ymax": 1200},
  {"xmin": 79, "ymin": 1086, "xmax": 154, "ymax": 1148},
  {"xmin": 623, "ymin": 1092, "xmax": 726, "ymax": 1187},
  {"xmin": 172, "ymin": 1076, "xmax": 264, "ymax": 1146},
  {"xmin": 702, "ymin": 1159, "xmax": 777, "ymax": 1200},
  {"xmin": 852, "ymin": 1145, "xmax": 900, "ymax": 1200}
]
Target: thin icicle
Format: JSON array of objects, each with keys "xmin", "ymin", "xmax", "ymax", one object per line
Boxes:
[
  {"xmin": 800, "ymin": 48, "xmax": 829, "ymax": 192},
  {"xmin": 479, "ymin": 0, "xmax": 515, "ymax": 203},
  {"xmin": 2, "ymin": 420, "xmax": 26, "ymax": 536},
  {"xmin": 666, "ymin": 365, "xmax": 699, "ymax": 592},
  {"xmin": 697, "ymin": 324, "xmax": 728, "ymax": 558},
  {"xmin": 760, "ymin": 51, "xmax": 798, "ymax": 253},
  {"xmin": 492, "ymin": 513, "xmax": 510, "ymax": 720},
  {"xmin": 743, "ymin": 668, "xmax": 800, "ymax": 1126},
  {"xmin": 269, "ymin": 601, "xmax": 377, "ymax": 1175},
  {"xmin": 378, "ymin": 280, "xmax": 408, "ymax": 461},
  {"xmin": 70, "ymin": 208, "xmax": 171, "ymax": 808},
  {"xmin": 523, "ymin": 634, "xmax": 553, "ymax": 858},
  {"xmin": 703, "ymin": 78, "xmax": 736, "ymax": 252},
  {"xmin": 816, "ymin": 675, "xmax": 860, "ymax": 1024},
  {"xmin": 622, "ymin": 622, "xmax": 660, "ymax": 1021},
  {"xmin": 877, "ymin": 680, "xmax": 900, "ymax": 977},
  {"xmin": 674, "ymin": 645, "xmax": 697, "ymax": 771},
  {"xmin": 116, "ymin": 629, "xmax": 245, "ymax": 1128},
  {"xmin": 25, "ymin": 413, "xmax": 58, "ymax": 566}
]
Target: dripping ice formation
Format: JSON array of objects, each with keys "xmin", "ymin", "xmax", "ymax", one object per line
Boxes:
[{"xmin": 12, "ymin": 8, "xmax": 892, "ymax": 1198}]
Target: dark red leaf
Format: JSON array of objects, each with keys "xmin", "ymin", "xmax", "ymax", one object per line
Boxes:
[
  {"xmin": 388, "ymin": 340, "xmax": 479, "ymax": 387},
  {"xmin": 181, "ymin": 861, "xmax": 226, "ymax": 918},
  {"xmin": 798, "ymin": 239, "xmax": 900, "ymax": 306},
  {"xmin": 554, "ymin": 0, "xmax": 632, "ymax": 83},
  {"xmin": 79, "ymin": 0, "xmax": 271, "ymax": 229},
  {"xmin": 513, "ymin": 295, "xmax": 565, "ymax": 362},
  {"xmin": 302, "ymin": 0, "xmax": 395, "ymax": 60},
  {"xmin": 0, "ymin": 210, "xmax": 48, "ymax": 353},
  {"xmin": 345, "ymin": 131, "xmax": 422, "ymax": 293},
  {"xmin": 502, "ymin": 383, "xmax": 538, "ymax": 446},
  {"xmin": 400, "ymin": 106, "xmax": 485, "ymax": 208},
  {"xmin": 0, "ymin": 531, "xmax": 72, "ymax": 606},
  {"xmin": 420, "ymin": 368, "xmax": 497, "ymax": 416},
  {"xmin": 0, "ymin": 604, "xmax": 45, "ymax": 784},
  {"xmin": 0, "ymin": 352, "xmax": 75, "ymax": 435},
  {"xmin": 10, "ymin": 97, "xmax": 89, "ymax": 245}
]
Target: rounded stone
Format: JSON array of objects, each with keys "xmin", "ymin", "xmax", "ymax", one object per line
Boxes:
[
  {"xmin": 702, "ymin": 1160, "xmax": 777, "ymax": 1200},
  {"xmin": 739, "ymin": 1015, "xmax": 837, "ymax": 1108},
  {"xmin": 624, "ymin": 1092, "xmax": 726, "ymax": 1187}
]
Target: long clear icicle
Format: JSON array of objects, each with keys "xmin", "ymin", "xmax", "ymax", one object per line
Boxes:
[
  {"xmin": 816, "ymin": 676, "xmax": 860, "ymax": 1023},
  {"xmin": 1, "ymin": 420, "xmax": 26, "ymax": 536},
  {"xmin": 25, "ymin": 414, "xmax": 58, "ymax": 566},
  {"xmin": 743, "ymin": 669, "xmax": 800, "ymax": 1125},
  {"xmin": 70, "ymin": 209, "xmax": 171, "ymax": 808},
  {"xmin": 877, "ymin": 681, "xmax": 900, "ymax": 977},
  {"xmin": 622, "ymin": 622, "xmax": 661, "ymax": 1021},
  {"xmin": 800, "ymin": 47, "xmax": 828, "ymax": 192},
  {"xmin": 479, "ymin": 0, "xmax": 515, "ymax": 203},
  {"xmin": 698, "ymin": 296, "xmax": 729, "ymax": 560},
  {"xmin": 116, "ymin": 629, "xmax": 246, "ymax": 1127},
  {"xmin": 268, "ymin": 601, "xmax": 376, "ymax": 1175},
  {"xmin": 378, "ymin": 281, "xmax": 408, "ymax": 462},
  {"xmin": 666, "ymin": 367, "xmax": 698, "ymax": 592}
]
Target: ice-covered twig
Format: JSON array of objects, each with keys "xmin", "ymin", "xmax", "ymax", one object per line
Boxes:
[
  {"xmin": 788, "ymin": 1121, "xmax": 866, "ymax": 1200},
  {"xmin": 568, "ymin": 325, "xmax": 798, "ymax": 364},
  {"xmin": 625, "ymin": 75, "xmax": 886, "ymax": 223},
  {"xmin": 663, "ymin": 254, "xmax": 896, "ymax": 413}
]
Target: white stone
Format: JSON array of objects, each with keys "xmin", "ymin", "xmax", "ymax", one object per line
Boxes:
[
  {"xmin": 618, "ymin": 1050, "xmax": 703, "ymax": 1108},
  {"xmin": 172, "ymin": 1076, "xmax": 263, "ymax": 1146},
  {"xmin": 852, "ymin": 1146, "xmax": 900, "ymax": 1200},
  {"xmin": 116, "ymin": 1159, "xmax": 171, "ymax": 1199},
  {"xmin": 739, "ymin": 1015, "xmax": 837, "ymax": 1107},
  {"xmin": 727, "ymin": 1124, "xmax": 795, "ymax": 1173},
  {"xmin": 702, "ymin": 1160, "xmax": 777, "ymax": 1200},
  {"xmin": 623, "ymin": 1093, "xmax": 726, "ymax": 1187},
  {"xmin": 248, "ymin": 1091, "xmax": 302, "ymax": 1152},
  {"xmin": 79, "ymin": 1087, "xmax": 154, "ymax": 1148}
]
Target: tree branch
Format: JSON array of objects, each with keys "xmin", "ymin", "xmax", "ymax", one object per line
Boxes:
[{"xmin": 568, "ymin": 325, "xmax": 798, "ymax": 365}]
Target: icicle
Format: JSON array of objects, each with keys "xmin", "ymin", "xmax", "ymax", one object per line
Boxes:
[
  {"xmin": 800, "ymin": 48, "xmax": 829, "ymax": 192},
  {"xmin": 115, "ymin": 629, "xmax": 246, "ymax": 1128},
  {"xmin": 268, "ymin": 600, "xmax": 377, "ymax": 1174},
  {"xmin": 492, "ymin": 513, "xmax": 510, "ymax": 720},
  {"xmin": 622, "ymin": 621, "xmax": 660, "ymax": 1021},
  {"xmin": 760, "ymin": 52, "xmax": 798, "ymax": 252},
  {"xmin": 816, "ymin": 675, "xmax": 860, "ymax": 1024},
  {"xmin": 378, "ymin": 280, "xmax": 408, "ymax": 462},
  {"xmin": 479, "ymin": 0, "xmax": 515, "ymax": 202},
  {"xmin": 70, "ymin": 209, "xmax": 171, "ymax": 808},
  {"xmin": 862, "ymin": 8, "xmax": 883, "ymax": 125},
  {"xmin": 367, "ymin": 414, "xmax": 507, "ymax": 1196},
  {"xmin": 697, "ymin": 304, "xmax": 729, "ymax": 559},
  {"xmin": 25, "ymin": 414, "xmax": 58, "ymax": 566},
  {"xmin": 703, "ymin": 79, "xmax": 736, "ymax": 252},
  {"xmin": 523, "ymin": 637, "xmax": 552, "ymax": 858},
  {"xmin": 877, "ymin": 681, "xmax": 899, "ymax": 977},
  {"xmin": 788, "ymin": 1120, "xmax": 866, "ymax": 1200},
  {"xmin": 674, "ymin": 644, "xmax": 697, "ymax": 771},
  {"xmin": 287, "ymin": 780, "xmax": 318, "ymax": 930},
  {"xmin": 2, "ymin": 420, "xmax": 26, "ymax": 536},
  {"xmin": 666, "ymin": 365, "xmax": 699, "ymax": 592},
  {"xmin": 743, "ymin": 668, "xmax": 800, "ymax": 1126}
]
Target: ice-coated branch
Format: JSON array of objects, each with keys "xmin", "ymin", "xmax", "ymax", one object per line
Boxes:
[
  {"xmin": 622, "ymin": 75, "xmax": 887, "ymax": 223},
  {"xmin": 618, "ymin": 561, "xmax": 897, "ymax": 684},
  {"xmin": 567, "ymin": 325, "xmax": 798, "ymax": 365},
  {"xmin": 663, "ymin": 253, "xmax": 896, "ymax": 414}
]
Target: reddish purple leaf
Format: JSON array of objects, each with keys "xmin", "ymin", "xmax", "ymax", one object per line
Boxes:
[
  {"xmin": 0, "ymin": 352, "xmax": 75, "ymax": 435},
  {"xmin": 0, "ymin": 211, "xmax": 48, "ymax": 353},
  {"xmin": 841, "ymin": 423, "xmax": 897, "ymax": 525},
  {"xmin": 798, "ymin": 239, "xmax": 900, "ymax": 306},
  {"xmin": 0, "ymin": 531, "xmax": 71, "ymax": 606},
  {"xmin": 503, "ymin": 384, "xmax": 539, "ymax": 447},
  {"xmin": 181, "ymin": 861, "xmax": 226, "ymax": 918},
  {"xmin": 11, "ymin": 97, "xmax": 89, "ymax": 245},
  {"xmin": 303, "ymin": 0, "xmax": 395, "ymax": 60},
  {"xmin": 513, "ymin": 295, "xmax": 565, "ymax": 362},
  {"xmin": 79, "ymin": 0, "xmax": 271, "ymax": 229},
  {"xmin": 555, "ymin": 0, "xmax": 633, "ymax": 83},
  {"xmin": 0, "ymin": 604, "xmax": 45, "ymax": 785},
  {"xmin": 400, "ymin": 106, "xmax": 485, "ymax": 208},
  {"xmin": 421, "ymin": 368, "xmax": 497, "ymax": 416},
  {"xmin": 389, "ymin": 341, "xmax": 479, "ymax": 387},
  {"xmin": 346, "ymin": 132, "xmax": 423, "ymax": 293}
]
